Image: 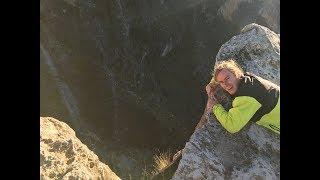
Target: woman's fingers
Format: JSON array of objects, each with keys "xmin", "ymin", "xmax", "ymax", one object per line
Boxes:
[
  {"xmin": 206, "ymin": 84, "xmax": 211, "ymax": 92},
  {"xmin": 208, "ymin": 90, "xmax": 215, "ymax": 97},
  {"xmin": 208, "ymin": 93, "xmax": 217, "ymax": 102},
  {"xmin": 206, "ymin": 84, "xmax": 215, "ymax": 95}
]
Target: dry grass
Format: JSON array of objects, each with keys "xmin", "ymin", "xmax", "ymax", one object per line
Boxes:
[{"xmin": 151, "ymin": 150, "xmax": 172, "ymax": 175}]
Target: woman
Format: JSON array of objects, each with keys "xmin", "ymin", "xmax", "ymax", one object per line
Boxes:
[{"xmin": 197, "ymin": 59, "xmax": 280, "ymax": 134}]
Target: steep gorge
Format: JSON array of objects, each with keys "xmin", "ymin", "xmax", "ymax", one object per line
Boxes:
[{"xmin": 40, "ymin": 0, "xmax": 279, "ymax": 178}]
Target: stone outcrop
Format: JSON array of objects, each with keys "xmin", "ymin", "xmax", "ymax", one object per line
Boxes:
[
  {"xmin": 40, "ymin": 117, "xmax": 120, "ymax": 180},
  {"xmin": 216, "ymin": 23, "xmax": 280, "ymax": 85},
  {"xmin": 172, "ymin": 23, "xmax": 280, "ymax": 179}
]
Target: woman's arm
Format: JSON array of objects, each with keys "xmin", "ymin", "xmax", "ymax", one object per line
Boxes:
[
  {"xmin": 212, "ymin": 96, "xmax": 262, "ymax": 133},
  {"xmin": 195, "ymin": 83, "xmax": 217, "ymax": 130}
]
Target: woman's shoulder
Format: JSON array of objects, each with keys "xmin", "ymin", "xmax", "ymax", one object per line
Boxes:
[
  {"xmin": 235, "ymin": 72, "xmax": 263, "ymax": 97},
  {"xmin": 236, "ymin": 72, "xmax": 279, "ymax": 98}
]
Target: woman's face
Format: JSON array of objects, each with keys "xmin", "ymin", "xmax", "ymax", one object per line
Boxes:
[{"xmin": 216, "ymin": 69, "xmax": 240, "ymax": 95}]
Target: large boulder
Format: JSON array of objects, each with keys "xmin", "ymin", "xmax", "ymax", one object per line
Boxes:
[
  {"xmin": 172, "ymin": 23, "xmax": 280, "ymax": 179},
  {"xmin": 40, "ymin": 117, "xmax": 120, "ymax": 180},
  {"xmin": 216, "ymin": 23, "xmax": 280, "ymax": 85}
]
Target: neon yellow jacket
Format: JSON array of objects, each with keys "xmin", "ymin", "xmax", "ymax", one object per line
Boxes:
[{"xmin": 212, "ymin": 73, "xmax": 280, "ymax": 134}]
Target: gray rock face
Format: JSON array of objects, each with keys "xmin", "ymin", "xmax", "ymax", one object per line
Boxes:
[
  {"xmin": 216, "ymin": 23, "xmax": 280, "ymax": 85},
  {"xmin": 40, "ymin": 117, "xmax": 120, "ymax": 180},
  {"xmin": 172, "ymin": 24, "xmax": 280, "ymax": 179}
]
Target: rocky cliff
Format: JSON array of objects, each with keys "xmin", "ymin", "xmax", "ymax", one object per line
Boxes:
[
  {"xmin": 40, "ymin": 117, "xmax": 120, "ymax": 180},
  {"xmin": 40, "ymin": 0, "xmax": 280, "ymax": 178},
  {"xmin": 172, "ymin": 23, "xmax": 280, "ymax": 179},
  {"xmin": 40, "ymin": 0, "xmax": 280, "ymax": 150}
]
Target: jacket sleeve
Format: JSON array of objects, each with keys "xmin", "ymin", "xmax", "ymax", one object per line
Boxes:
[{"xmin": 212, "ymin": 96, "xmax": 262, "ymax": 133}]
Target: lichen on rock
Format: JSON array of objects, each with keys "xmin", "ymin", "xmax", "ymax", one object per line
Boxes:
[
  {"xmin": 40, "ymin": 117, "xmax": 120, "ymax": 180},
  {"xmin": 216, "ymin": 23, "xmax": 280, "ymax": 85}
]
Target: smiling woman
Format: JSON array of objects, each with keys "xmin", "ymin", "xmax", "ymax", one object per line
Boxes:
[
  {"xmin": 40, "ymin": 0, "xmax": 280, "ymax": 177},
  {"xmin": 203, "ymin": 59, "xmax": 280, "ymax": 134},
  {"xmin": 212, "ymin": 59, "xmax": 244, "ymax": 95},
  {"xmin": 216, "ymin": 69, "xmax": 241, "ymax": 95}
]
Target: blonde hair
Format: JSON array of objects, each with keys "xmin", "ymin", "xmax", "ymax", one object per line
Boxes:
[{"xmin": 210, "ymin": 59, "xmax": 244, "ymax": 86}]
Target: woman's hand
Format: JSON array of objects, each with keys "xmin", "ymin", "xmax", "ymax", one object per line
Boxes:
[
  {"xmin": 196, "ymin": 88, "xmax": 219, "ymax": 130},
  {"xmin": 205, "ymin": 83, "xmax": 214, "ymax": 96},
  {"xmin": 205, "ymin": 95, "xmax": 218, "ymax": 113}
]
